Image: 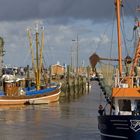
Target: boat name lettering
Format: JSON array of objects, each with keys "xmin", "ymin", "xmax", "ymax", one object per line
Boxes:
[{"xmin": 130, "ymin": 120, "xmax": 140, "ymax": 132}]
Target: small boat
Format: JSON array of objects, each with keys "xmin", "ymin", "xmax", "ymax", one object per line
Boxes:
[
  {"xmin": 0, "ymin": 77, "xmax": 61, "ymax": 105},
  {"xmin": 95, "ymin": 0, "xmax": 140, "ymax": 140},
  {"xmin": 0, "ymin": 24, "xmax": 61, "ymax": 105}
]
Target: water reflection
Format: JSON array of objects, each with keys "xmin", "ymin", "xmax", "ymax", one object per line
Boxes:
[{"xmin": 0, "ymin": 81, "xmax": 100, "ymax": 140}]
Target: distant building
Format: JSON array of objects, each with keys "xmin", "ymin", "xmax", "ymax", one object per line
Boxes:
[{"xmin": 51, "ymin": 63, "xmax": 65, "ymax": 76}]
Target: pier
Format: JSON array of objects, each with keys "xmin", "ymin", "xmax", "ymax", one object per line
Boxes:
[{"xmin": 49, "ymin": 65, "xmax": 92, "ymax": 101}]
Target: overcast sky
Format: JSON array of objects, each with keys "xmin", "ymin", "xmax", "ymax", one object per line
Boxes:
[
  {"xmin": 0, "ymin": 0, "xmax": 138, "ymax": 67},
  {"xmin": 0, "ymin": 0, "xmax": 137, "ymax": 21}
]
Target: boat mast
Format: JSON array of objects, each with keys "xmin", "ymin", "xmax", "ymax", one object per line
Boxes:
[
  {"xmin": 27, "ymin": 29, "xmax": 36, "ymax": 79},
  {"xmin": 115, "ymin": 0, "xmax": 123, "ymax": 77},
  {"xmin": 38, "ymin": 26, "xmax": 46, "ymax": 85},
  {"xmin": 39, "ymin": 26, "xmax": 45, "ymax": 81},
  {"xmin": 35, "ymin": 24, "xmax": 40, "ymax": 90},
  {"xmin": 27, "ymin": 24, "xmax": 45, "ymax": 91}
]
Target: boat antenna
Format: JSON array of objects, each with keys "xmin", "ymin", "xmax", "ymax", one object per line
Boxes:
[{"xmin": 115, "ymin": 0, "xmax": 123, "ymax": 77}]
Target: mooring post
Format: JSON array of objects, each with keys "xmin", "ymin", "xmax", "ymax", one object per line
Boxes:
[
  {"xmin": 49, "ymin": 66, "xmax": 52, "ymax": 87},
  {"xmin": 81, "ymin": 76, "xmax": 84, "ymax": 94},
  {"xmin": 72, "ymin": 77, "xmax": 76, "ymax": 98},
  {"xmin": 67, "ymin": 65, "xmax": 71, "ymax": 99},
  {"xmin": 87, "ymin": 66, "xmax": 90, "ymax": 93},
  {"xmin": 77, "ymin": 75, "xmax": 80, "ymax": 94}
]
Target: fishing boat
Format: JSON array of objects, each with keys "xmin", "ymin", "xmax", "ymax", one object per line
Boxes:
[
  {"xmin": 0, "ymin": 25, "xmax": 61, "ymax": 105},
  {"xmin": 94, "ymin": 0, "xmax": 140, "ymax": 140}
]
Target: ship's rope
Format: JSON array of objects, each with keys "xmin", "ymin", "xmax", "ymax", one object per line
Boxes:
[
  {"xmin": 108, "ymin": 12, "xmax": 115, "ymax": 78},
  {"xmin": 23, "ymin": 36, "xmax": 36, "ymax": 67},
  {"xmin": 94, "ymin": 22, "xmax": 114, "ymax": 53},
  {"xmin": 94, "ymin": 6, "xmax": 116, "ymax": 53},
  {"xmin": 121, "ymin": 5, "xmax": 129, "ymax": 56},
  {"xmin": 123, "ymin": 0, "xmax": 137, "ymax": 18},
  {"xmin": 109, "ymin": 12, "xmax": 115, "ymax": 60},
  {"xmin": 121, "ymin": 0, "xmax": 137, "ymax": 43},
  {"xmin": 95, "ymin": 10, "xmax": 116, "ymax": 81}
]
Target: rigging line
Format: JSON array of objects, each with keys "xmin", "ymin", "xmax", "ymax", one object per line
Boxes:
[
  {"xmin": 120, "ymin": 21, "xmax": 129, "ymax": 56},
  {"xmin": 108, "ymin": 12, "xmax": 115, "ymax": 78},
  {"xmin": 43, "ymin": 56, "xmax": 47, "ymax": 69},
  {"xmin": 95, "ymin": 10, "xmax": 116, "ymax": 55},
  {"xmin": 130, "ymin": 31, "xmax": 136, "ymax": 61},
  {"xmin": 95, "ymin": 21, "xmax": 115, "ymax": 53},
  {"xmin": 121, "ymin": 5, "xmax": 129, "ymax": 56},
  {"xmin": 127, "ymin": 30, "xmax": 135, "ymax": 58},
  {"xmin": 121, "ymin": 2, "xmax": 134, "ymax": 42},
  {"xmin": 134, "ymin": 29, "xmax": 139, "ymax": 50},
  {"xmin": 38, "ymin": 32, "xmax": 48, "ymax": 69},
  {"xmin": 123, "ymin": 0, "xmax": 136, "ymax": 19},
  {"xmin": 46, "ymin": 33, "xmax": 55, "ymax": 65},
  {"xmin": 99, "ymin": 61, "xmax": 115, "ymax": 67},
  {"xmin": 25, "ymin": 37, "xmax": 36, "ymax": 67},
  {"xmin": 23, "ymin": 48, "xmax": 31, "ymax": 65},
  {"xmin": 126, "ymin": 30, "xmax": 135, "ymax": 42},
  {"xmin": 109, "ymin": 12, "xmax": 115, "ymax": 60}
]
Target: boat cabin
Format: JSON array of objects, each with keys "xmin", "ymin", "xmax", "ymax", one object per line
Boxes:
[
  {"xmin": 112, "ymin": 66, "xmax": 140, "ymax": 115},
  {"xmin": 112, "ymin": 87, "xmax": 140, "ymax": 115},
  {"xmin": 3, "ymin": 78, "xmax": 25, "ymax": 96}
]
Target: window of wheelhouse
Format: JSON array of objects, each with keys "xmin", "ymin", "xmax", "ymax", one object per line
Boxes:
[
  {"xmin": 118, "ymin": 99, "xmax": 131, "ymax": 111},
  {"xmin": 135, "ymin": 100, "xmax": 140, "ymax": 112}
]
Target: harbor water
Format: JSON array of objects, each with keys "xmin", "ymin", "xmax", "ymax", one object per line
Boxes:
[{"xmin": 0, "ymin": 81, "xmax": 101, "ymax": 140}]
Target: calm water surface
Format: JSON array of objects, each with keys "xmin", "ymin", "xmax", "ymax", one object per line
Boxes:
[{"xmin": 0, "ymin": 81, "xmax": 101, "ymax": 140}]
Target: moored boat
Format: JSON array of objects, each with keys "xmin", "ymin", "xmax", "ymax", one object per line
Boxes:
[
  {"xmin": 96, "ymin": 0, "xmax": 140, "ymax": 140},
  {"xmin": 0, "ymin": 24, "xmax": 61, "ymax": 105}
]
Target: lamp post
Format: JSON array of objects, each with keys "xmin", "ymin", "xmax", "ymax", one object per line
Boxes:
[{"xmin": 70, "ymin": 45, "xmax": 74, "ymax": 72}]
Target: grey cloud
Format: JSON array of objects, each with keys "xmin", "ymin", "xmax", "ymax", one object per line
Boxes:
[{"xmin": 0, "ymin": 0, "xmax": 137, "ymax": 22}]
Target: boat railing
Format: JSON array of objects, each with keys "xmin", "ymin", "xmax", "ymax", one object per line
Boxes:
[{"xmin": 115, "ymin": 75, "xmax": 140, "ymax": 88}]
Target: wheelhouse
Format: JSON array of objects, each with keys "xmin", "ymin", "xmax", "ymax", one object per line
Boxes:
[{"xmin": 112, "ymin": 87, "xmax": 140, "ymax": 115}]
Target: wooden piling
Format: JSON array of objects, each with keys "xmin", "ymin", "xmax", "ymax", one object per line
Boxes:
[
  {"xmin": 86, "ymin": 66, "xmax": 90, "ymax": 93},
  {"xmin": 60, "ymin": 66, "xmax": 89, "ymax": 101}
]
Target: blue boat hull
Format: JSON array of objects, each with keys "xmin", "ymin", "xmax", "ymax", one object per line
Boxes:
[{"xmin": 98, "ymin": 115, "xmax": 140, "ymax": 140}]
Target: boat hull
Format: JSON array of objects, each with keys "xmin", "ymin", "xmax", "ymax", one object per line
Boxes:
[
  {"xmin": 98, "ymin": 115, "xmax": 140, "ymax": 140},
  {"xmin": 0, "ymin": 86, "xmax": 61, "ymax": 105}
]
